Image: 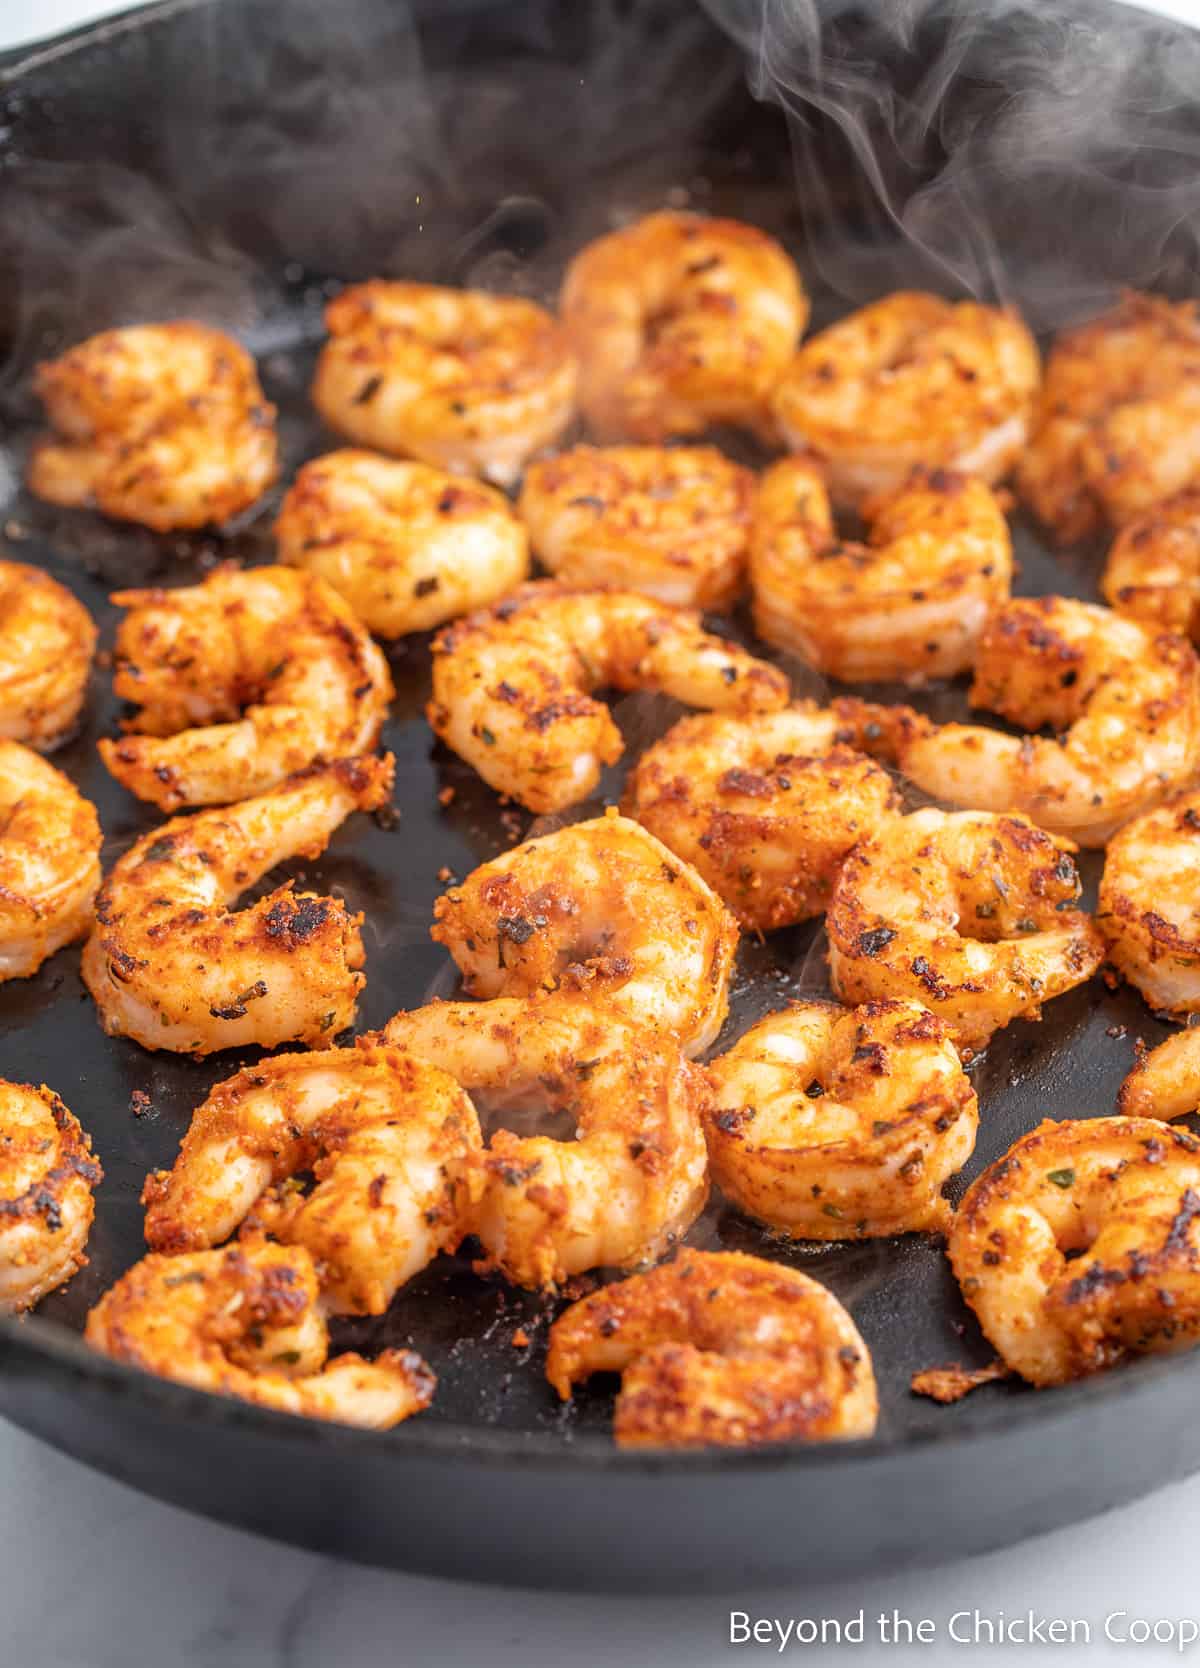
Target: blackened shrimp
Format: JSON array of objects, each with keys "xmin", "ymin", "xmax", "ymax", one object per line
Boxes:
[
  {"xmin": 1098, "ymin": 790, "xmax": 1200, "ymax": 1017},
  {"xmin": 0, "ymin": 1082, "xmax": 101, "ymax": 1313},
  {"xmin": 0, "ymin": 561, "xmax": 96, "ymax": 750},
  {"xmin": 1119, "ymin": 1027, "xmax": 1200, "ymax": 1122},
  {"xmin": 1102, "ymin": 490, "xmax": 1200, "ymax": 639},
  {"xmin": 0, "ymin": 742, "xmax": 101, "ymax": 983}
]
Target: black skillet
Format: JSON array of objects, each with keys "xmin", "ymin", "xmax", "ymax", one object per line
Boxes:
[{"xmin": 1, "ymin": 0, "xmax": 1199, "ymax": 1591}]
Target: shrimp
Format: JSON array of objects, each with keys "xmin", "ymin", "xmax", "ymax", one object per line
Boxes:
[
  {"xmin": 81, "ymin": 754, "xmax": 392, "ymax": 1055},
  {"xmin": 560, "ymin": 210, "xmax": 807, "ymax": 443},
  {"xmin": 1018, "ymin": 293, "xmax": 1200, "ymax": 544},
  {"xmin": 431, "ymin": 810, "xmax": 737, "ymax": 1057},
  {"xmin": 705, "ymin": 1000, "xmax": 977, "ymax": 1239},
  {"xmin": 274, "ymin": 449, "xmax": 529, "ymax": 638},
  {"xmin": 85, "ymin": 1238, "xmax": 434, "ymax": 1428},
  {"xmin": 427, "ymin": 579, "xmax": 789, "ymax": 815},
  {"xmin": 749, "ymin": 460, "xmax": 1012, "ymax": 683},
  {"xmin": 374, "ymin": 999, "xmax": 709, "ymax": 1291},
  {"xmin": 770, "ymin": 292, "xmax": 1039, "ymax": 508},
  {"xmin": 98, "ymin": 564, "xmax": 392, "ymax": 812},
  {"xmin": 0, "ymin": 1081, "xmax": 101, "ymax": 1313},
  {"xmin": 948, "ymin": 1116, "xmax": 1200, "ymax": 1386},
  {"xmin": 545, "ymin": 1248, "xmax": 877, "ymax": 1447},
  {"xmin": 28, "ymin": 322, "xmax": 278, "ymax": 533},
  {"xmin": 0, "ymin": 742, "xmax": 101, "ymax": 982},
  {"xmin": 1098, "ymin": 791, "xmax": 1200, "ymax": 1017},
  {"xmin": 1102, "ymin": 491, "xmax": 1200, "ymax": 639},
  {"xmin": 827, "ymin": 808, "xmax": 1104, "ymax": 1052},
  {"xmin": 517, "ymin": 445, "xmax": 755, "ymax": 610},
  {"xmin": 310, "ymin": 281, "xmax": 576, "ymax": 488},
  {"xmin": 0, "ymin": 561, "xmax": 96, "ymax": 750},
  {"xmin": 1119, "ymin": 1027, "xmax": 1200, "ymax": 1121},
  {"xmin": 142, "ymin": 1042, "xmax": 481, "ymax": 1315},
  {"xmin": 622, "ymin": 702, "xmax": 899, "ymax": 932},
  {"xmin": 849, "ymin": 597, "xmax": 1200, "ymax": 847}
]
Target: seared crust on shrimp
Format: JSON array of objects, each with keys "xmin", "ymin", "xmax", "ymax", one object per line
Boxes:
[
  {"xmin": 432, "ymin": 811, "xmax": 736, "ymax": 1056},
  {"xmin": 99, "ymin": 565, "xmax": 392, "ymax": 811},
  {"xmin": 750, "ymin": 460, "xmax": 1012, "ymax": 683},
  {"xmin": 1103, "ymin": 491, "xmax": 1200, "ymax": 638},
  {"xmin": 82, "ymin": 754, "xmax": 392, "ymax": 1055},
  {"xmin": 375, "ymin": 999, "xmax": 709, "ymax": 1291},
  {"xmin": 705, "ymin": 1000, "xmax": 977, "ymax": 1238},
  {"xmin": 311, "ymin": 281, "xmax": 576, "ymax": 487},
  {"xmin": 1019, "ymin": 293, "xmax": 1200, "ymax": 543},
  {"xmin": 545, "ymin": 1248, "xmax": 877, "ymax": 1447},
  {"xmin": 1119, "ymin": 1027, "xmax": 1200, "ymax": 1121},
  {"xmin": 275, "ymin": 449, "xmax": 529, "ymax": 637},
  {"xmin": 827, "ymin": 808, "xmax": 1104, "ymax": 1052},
  {"xmin": 142, "ymin": 1043, "xmax": 481, "ymax": 1315},
  {"xmin": 0, "ymin": 561, "xmax": 96, "ymax": 749},
  {"xmin": 623, "ymin": 702, "xmax": 898, "ymax": 932},
  {"xmin": 949, "ymin": 1117, "xmax": 1200, "ymax": 1386},
  {"xmin": 29, "ymin": 322, "xmax": 277, "ymax": 532},
  {"xmin": 771, "ymin": 292, "xmax": 1039, "ymax": 508},
  {"xmin": 0, "ymin": 1082, "xmax": 101, "ymax": 1313},
  {"xmin": 518, "ymin": 445, "xmax": 754, "ymax": 609},
  {"xmin": 427, "ymin": 579, "xmax": 789, "ymax": 814},
  {"xmin": 1098, "ymin": 790, "xmax": 1200, "ymax": 1017},
  {"xmin": 85, "ymin": 1238, "xmax": 434, "ymax": 1428},
  {"xmin": 560, "ymin": 211, "xmax": 807, "ymax": 443},
  {"xmin": 0, "ymin": 742, "xmax": 101, "ymax": 982}
]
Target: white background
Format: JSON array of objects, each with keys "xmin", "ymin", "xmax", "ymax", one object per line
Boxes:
[{"xmin": 6, "ymin": 1, "xmax": 1200, "ymax": 1663}]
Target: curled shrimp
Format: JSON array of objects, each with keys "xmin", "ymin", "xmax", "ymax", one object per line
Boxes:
[
  {"xmin": 0, "ymin": 742, "xmax": 101, "ymax": 982},
  {"xmin": 1119, "ymin": 1027, "xmax": 1200, "ymax": 1122},
  {"xmin": 949, "ymin": 1116, "xmax": 1200, "ymax": 1386},
  {"xmin": 1098, "ymin": 791, "xmax": 1200, "ymax": 1018},
  {"xmin": 274, "ymin": 449, "xmax": 529, "ymax": 638},
  {"xmin": 0, "ymin": 560, "xmax": 96, "ymax": 750},
  {"xmin": 827, "ymin": 808, "xmax": 1104, "ymax": 1052},
  {"xmin": 431, "ymin": 811, "xmax": 736, "ymax": 1057},
  {"xmin": 705, "ymin": 1000, "xmax": 977, "ymax": 1239},
  {"xmin": 545, "ymin": 1248, "xmax": 877, "ymax": 1447},
  {"xmin": 1102, "ymin": 490, "xmax": 1200, "ymax": 639},
  {"xmin": 848, "ymin": 596, "xmax": 1200, "ymax": 847},
  {"xmin": 81, "ymin": 755, "xmax": 392, "ymax": 1055},
  {"xmin": 310, "ymin": 281, "xmax": 576, "ymax": 487},
  {"xmin": 750, "ymin": 460, "xmax": 1012, "ymax": 683},
  {"xmin": 142, "ymin": 1043, "xmax": 481, "ymax": 1315},
  {"xmin": 622, "ymin": 702, "xmax": 898, "ymax": 932},
  {"xmin": 28, "ymin": 322, "xmax": 278, "ymax": 532},
  {"xmin": 0, "ymin": 1082, "xmax": 101, "ymax": 1313},
  {"xmin": 98, "ymin": 564, "xmax": 392, "ymax": 811},
  {"xmin": 1019, "ymin": 293, "xmax": 1200, "ymax": 544},
  {"xmin": 375, "ymin": 999, "xmax": 709, "ymax": 1291},
  {"xmin": 770, "ymin": 292, "xmax": 1039, "ymax": 508},
  {"xmin": 427, "ymin": 579, "xmax": 789, "ymax": 814},
  {"xmin": 85, "ymin": 1238, "xmax": 434, "ymax": 1428},
  {"xmin": 517, "ymin": 444, "xmax": 755, "ymax": 609},
  {"xmin": 560, "ymin": 210, "xmax": 807, "ymax": 443}
]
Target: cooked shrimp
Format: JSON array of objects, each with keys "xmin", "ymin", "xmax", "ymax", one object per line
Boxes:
[
  {"xmin": 849, "ymin": 597, "xmax": 1200, "ymax": 847},
  {"xmin": 827, "ymin": 808, "xmax": 1104, "ymax": 1052},
  {"xmin": 98, "ymin": 565, "xmax": 392, "ymax": 811},
  {"xmin": 374, "ymin": 999, "xmax": 708, "ymax": 1291},
  {"xmin": 949, "ymin": 1116, "xmax": 1200, "ymax": 1386},
  {"xmin": 705, "ymin": 1000, "xmax": 977, "ymax": 1238},
  {"xmin": 750, "ymin": 460, "xmax": 1012, "ymax": 683},
  {"xmin": 0, "ymin": 561, "xmax": 96, "ymax": 749},
  {"xmin": 85, "ymin": 1238, "xmax": 434, "ymax": 1427},
  {"xmin": 1102, "ymin": 491, "xmax": 1200, "ymax": 638},
  {"xmin": 518, "ymin": 445, "xmax": 755, "ymax": 609},
  {"xmin": 1119, "ymin": 1027, "xmax": 1200, "ymax": 1121},
  {"xmin": 311, "ymin": 281, "xmax": 576, "ymax": 487},
  {"xmin": 545, "ymin": 1248, "xmax": 877, "ymax": 1447},
  {"xmin": 0, "ymin": 742, "xmax": 101, "ymax": 982},
  {"xmin": 560, "ymin": 211, "xmax": 806, "ymax": 444},
  {"xmin": 82, "ymin": 754, "xmax": 392, "ymax": 1055},
  {"xmin": 623, "ymin": 702, "xmax": 898, "ymax": 932},
  {"xmin": 428, "ymin": 579, "xmax": 789, "ymax": 814},
  {"xmin": 142, "ymin": 1042, "xmax": 481, "ymax": 1315},
  {"xmin": 770, "ymin": 292, "xmax": 1039, "ymax": 508},
  {"xmin": 1019, "ymin": 293, "xmax": 1200, "ymax": 544},
  {"xmin": 1098, "ymin": 791, "xmax": 1200, "ymax": 1017},
  {"xmin": 28, "ymin": 322, "xmax": 278, "ymax": 532},
  {"xmin": 274, "ymin": 449, "xmax": 528, "ymax": 637},
  {"xmin": 0, "ymin": 1082, "xmax": 101, "ymax": 1313}
]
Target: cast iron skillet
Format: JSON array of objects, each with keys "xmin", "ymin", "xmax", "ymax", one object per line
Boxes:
[{"xmin": 0, "ymin": 0, "xmax": 1198, "ymax": 1592}]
